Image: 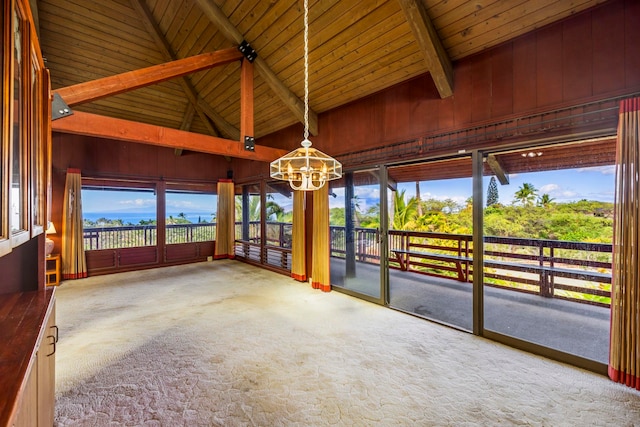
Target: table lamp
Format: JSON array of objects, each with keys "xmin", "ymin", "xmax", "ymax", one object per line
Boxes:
[{"xmin": 45, "ymin": 222, "xmax": 57, "ymax": 257}]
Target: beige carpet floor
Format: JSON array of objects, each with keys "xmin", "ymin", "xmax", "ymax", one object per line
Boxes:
[{"xmin": 54, "ymin": 260, "xmax": 640, "ymax": 426}]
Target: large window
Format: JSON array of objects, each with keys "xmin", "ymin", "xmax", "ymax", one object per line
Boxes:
[
  {"xmin": 30, "ymin": 49, "xmax": 44, "ymax": 233},
  {"xmin": 10, "ymin": 5, "xmax": 26, "ymax": 240},
  {"xmin": 81, "ymin": 181, "xmax": 218, "ymax": 270},
  {"xmin": 264, "ymin": 182, "xmax": 292, "ymax": 270},
  {"xmin": 265, "ymin": 183, "xmax": 292, "ymax": 247},
  {"xmin": 330, "ymin": 169, "xmax": 384, "ymax": 301},
  {"xmin": 482, "ymin": 142, "xmax": 614, "ymax": 364},
  {"xmin": 82, "ymin": 185, "xmax": 157, "ymax": 249},
  {"xmin": 165, "ymin": 190, "xmax": 216, "ymax": 244},
  {"xmin": 386, "ymin": 158, "xmax": 473, "ymax": 330},
  {"xmin": 0, "ymin": 2, "xmax": 4, "ymax": 250},
  {"xmin": 235, "ymin": 183, "xmax": 261, "ymax": 262},
  {"xmin": 0, "ymin": 0, "xmax": 48, "ymax": 259}
]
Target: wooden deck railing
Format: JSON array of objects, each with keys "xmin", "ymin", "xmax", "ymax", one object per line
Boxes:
[
  {"xmin": 233, "ymin": 221, "xmax": 293, "ymax": 271},
  {"xmin": 84, "ymin": 223, "xmax": 216, "ymax": 250},
  {"xmin": 331, "ymin": 227, "xmax": 612, "ymax": 308},
  {"xmin": 84, "ymin": 222, "xmax": 612, "ymax": 307}
]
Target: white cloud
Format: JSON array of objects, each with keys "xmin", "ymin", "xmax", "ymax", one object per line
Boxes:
[
  {"xmin": 578, "ymin": 165, "xmax": 615, "ymax": 175},
  {"xmin": 354, "ymin": 186, "xmax": 379, "ymax": 199},
  {"xmin": 536, "ymin": 184, "xmax": 577, "ymax": 201},
  {"xmin": 586, "ymin": 190, "xmax": 615, "ymax": 202},
  {"xmin": 560, "ymin": 190, "xmax": 577, "ymax": 198},
  {"xmin": 539, "ymin": 183, "xmax": 559, "ymax": 193},
  {"xmin": 118, "ymin": 198, "xmax": 155, "ymax": 208},
  {"xmin": 167, "ymin": 200, "xmax": 197, "ymax": 209}
]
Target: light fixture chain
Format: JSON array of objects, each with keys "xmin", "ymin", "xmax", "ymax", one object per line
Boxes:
[
  {"xmin": 269, "ymin": 0, "xmax": 342, "ymax": 191},
  {"xmin": 303, "ymin": 0, "xmax": 309, "ymax": 141}
]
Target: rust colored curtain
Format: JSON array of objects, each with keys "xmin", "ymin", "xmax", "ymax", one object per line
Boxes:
[
  {"xmin": 609, "ymin": 97, "xmax": 640, "ymax": 390},
  {"xmin": 291, "ymin": 190, "xmax": 306, "ymax": 281},
  {"xmin": 61, "ymin": 168, "xmax": 87, "ymax": 280},
  {"xmin": 311, "ymin": 185, "xmax": 330, "ymax": 292},
  {"xmin": 214, "ymin": 179, "xmax": 235, "ymax": 259}
]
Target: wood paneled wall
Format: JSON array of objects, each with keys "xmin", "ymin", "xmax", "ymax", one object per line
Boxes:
[
  {"xmin": 51, "ymin": 133, "xmax": 233, "ymax": 181},
  {"xmin": 0, "ymin": 237, "xmax": 40, "ymax": 294},
  {"xmin": 50, "ymin": 1, "xmax": 640, "ymax": 192},
  {"xmin": 50, "ymin": 132, "xmax": 233, "ymax": 250},
  {"xmin": 255, "ymin": 0, "xmax": 640, "ymax": 162}
]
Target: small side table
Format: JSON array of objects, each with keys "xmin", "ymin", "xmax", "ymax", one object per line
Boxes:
[{"xmin": 45, "ymin": 254, "xmax": 61, "ymax": 286}]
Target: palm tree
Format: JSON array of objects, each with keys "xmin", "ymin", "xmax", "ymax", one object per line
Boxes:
[
  {"xmin": 351, "ymin": 194, "xmax": 363, "ymax": 227},
  {"xmin": 514, "ymin": 183, "xmax": 538, "ymax": 206},
  {"xmin": 360, "ymin": 203, "xmax": 381, "ymax": 229},
  {"xmin": 537, "ymin": 193, "xmax": 555, "ymax": 208},
  {"xmin": 235, "ymin": 195, "xmax": 261, "ymax": 221},
  {"xmin": 248, "ymin": 196, "xmax": 261, "ymax": 221},
  {"xmin": 266, "ymin": 200, "xmax": 285, "ymax": 221},
  {"xmin": 392, "ymin": 189, "xmax": 419, "ymax": 230}
]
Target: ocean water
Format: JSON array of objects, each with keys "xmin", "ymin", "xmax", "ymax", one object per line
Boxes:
[{"xmin": 83, "ymin": 212, "xmax": 215, "ymax": 225}]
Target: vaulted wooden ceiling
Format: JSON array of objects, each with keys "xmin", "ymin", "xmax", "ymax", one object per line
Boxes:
[{"xmin": 35, "ymin": 0, "xmax": 609, "ymax": 147}]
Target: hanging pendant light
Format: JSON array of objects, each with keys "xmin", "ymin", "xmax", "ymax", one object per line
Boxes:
[{"xmin": 269, "ymin": 0, "xmax": 342, "ymax": 191}]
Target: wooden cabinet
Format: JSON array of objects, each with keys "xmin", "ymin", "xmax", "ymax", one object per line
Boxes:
[
  {"xmin": 0, "ymin": 290, "xmax": 56, "ymax": 427},
  {"xmin": 11, "ymin": 365, "xmax": 38, "ymax": 427},
  {"xmin": 37, "ymin": 302, "xmax": 56, "ymax": 425}
]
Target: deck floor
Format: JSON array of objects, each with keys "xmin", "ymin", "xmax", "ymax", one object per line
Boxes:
[{"xmin": 330, "ymin": 259, "xmax": 609, "ymax": 364}]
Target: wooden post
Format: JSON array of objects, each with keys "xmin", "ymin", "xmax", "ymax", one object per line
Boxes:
[{"xmin": 240, "ymin": 59, "xmax": 254, "ymax": 142}]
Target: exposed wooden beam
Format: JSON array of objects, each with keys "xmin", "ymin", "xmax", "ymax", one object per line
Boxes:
[
  {"xmin": 486, "ymin": 154, "xmax": 510, "ymax": 185},
  {"xmin": 56, "ymin": 49, "xmax": 243, "ymax": 106},
  {"xmin": 175, "ymin": 103, "xmax": 196, "ymax": 156},
  {"xmin": 51, "ymin": 111, "xmax": 286, "ymax": 162},
  {"xmin": 193, "ymin": 0, "xmax": 318, "ymax": 136},
  {"xmin": 368, "ymin": 170, "xmax": 397, "ymax": 191},
  {"xmin": 267, "ymin": 182, "xmax": 293, "ymax": 199},
  {"xmin": 396, "ymin": 0, "xmax": 453, "ymax": 98},
  {"xmin": 240, "ymin": 59, "xmax": 254, "ymax": 140},
  {"xmin": 389, "ymin": 179, "xmax": 398, "ymax": 192},
  {"xmin": 130, "ymin": 0, "xmax": 236, "ymax": 139}
]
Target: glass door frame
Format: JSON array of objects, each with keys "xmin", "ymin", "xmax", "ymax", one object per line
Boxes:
[
  {"xmin": 331, "ymin": 165, "xmax": 388, "ymax": 306},
  {"xmin": 384, "ymin": 153, "xmax": 474, "ymax": 330},
  {"xmin": 332, "ymin": 145, "xmax": 609, "ymax": 375},
  {"xmin": 473, "ymin": 145, "xmax": 609, "ymax": 375}
]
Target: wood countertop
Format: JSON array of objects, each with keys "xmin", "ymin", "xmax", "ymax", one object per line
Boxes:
[{"xmin": 0, "ymin": 288, "xmax": 56, "ymax": 426}]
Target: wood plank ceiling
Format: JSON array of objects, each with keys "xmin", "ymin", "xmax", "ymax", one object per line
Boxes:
[{"xmin": 36, "ymin": 0, "xmax": 610, "ymax": 174}]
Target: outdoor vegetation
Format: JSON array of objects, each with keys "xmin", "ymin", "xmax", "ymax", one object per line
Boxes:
[
  {"xmin": 83, "ymin": 180, "xmax": 612, "ymax": 305},
  {"xmin": 330, "ymin": 180, "xmax": 612, "ymax": 244},
  {"xmin": 83, "ymin": 212, "xmax": 217, "ymax": 249},
  {"xmin": 85, "ymin": 180, "xmax": 613, "ymax": 248},
  {"xmin": 327, "ymin": 179, "xmax": 613, "ymax": 305},
  {"xmin": 83, "ymin": 212, "xmax": 216, "ymax": 228}
]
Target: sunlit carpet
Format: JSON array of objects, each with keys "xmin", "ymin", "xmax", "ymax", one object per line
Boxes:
[{"xmin": 54, "ymin": 261, "xmax": 640, "ymax": 426}]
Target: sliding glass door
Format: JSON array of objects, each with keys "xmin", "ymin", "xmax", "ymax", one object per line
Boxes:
[
  {"xmin": 330, "ymin": 169, "xmax": 384, "ymax": 302},
  {"xmin": 481, "ymin": 140, "xmax": 614, "ymax": 364},
  {"xmin": 387, "ymin": 157, "xmax": 473, "ymax": 330}
]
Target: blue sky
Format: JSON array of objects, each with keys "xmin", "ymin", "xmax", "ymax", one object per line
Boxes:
[
  {"xmin": 82, "ymin": 165, "xmax": 615, "ymax": 216},
  {"xmin": 82, "ymin": 189, "xmax": 217, "ymax": 215},
  {"xmin": 330, "ymin": 165, "xmax": 616, "ymax": 212},
  {"xmin": 397, "ymin": 165, "xmax": 616, "ymax": 207}
]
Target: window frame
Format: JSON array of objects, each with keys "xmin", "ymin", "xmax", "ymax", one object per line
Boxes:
[
  {"xmin": 0, "ymin": 0, "xmax": 10, "ymax": 256},
  {"xmin": 8, "ymin": 1, "xmax": 30, "ymax": 248}
]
